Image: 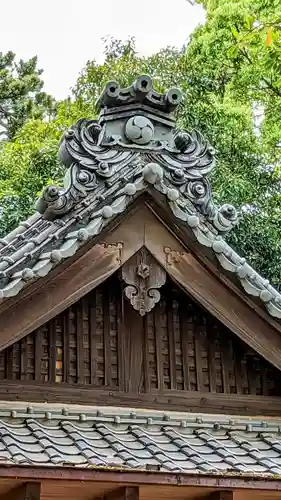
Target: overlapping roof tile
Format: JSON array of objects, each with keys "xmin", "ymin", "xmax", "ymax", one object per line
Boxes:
[
  {"xmin": 0, "ymin": 404, "xmax": 280, "ymax": 476},
  {"xmin": 1, "ymin": 75, "xmax": 281, "ymax": 319}
]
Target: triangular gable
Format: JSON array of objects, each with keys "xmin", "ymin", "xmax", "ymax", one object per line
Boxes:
[
  {"xmin": 1, "ymin": 74, "xmax": 281, "ymax": 373},
  {"xmin": 1, "ymin": 204, "xmax": 281, "ymax": 374},
  {"xmin": 1, "ymin": 269, "xmax": 281, "ymax": 406}
]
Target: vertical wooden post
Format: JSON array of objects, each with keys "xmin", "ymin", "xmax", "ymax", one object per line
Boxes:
[{"xmin": 104, "ymin": 487, "xmax": 139, "ymax": 500}]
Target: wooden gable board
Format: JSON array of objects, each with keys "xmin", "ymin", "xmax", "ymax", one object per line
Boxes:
[{"xmin": 1, "ymin": 202, "xmax": 281, "ymax": 376}]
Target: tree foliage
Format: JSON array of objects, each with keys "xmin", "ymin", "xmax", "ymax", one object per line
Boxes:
[
  {"xmin": 0, "ymin": 0, "xmax": 281, "ymax": 287},
  {"xmin": 0, "ymin": 52, "xmax": 55, "ymax": 140}
]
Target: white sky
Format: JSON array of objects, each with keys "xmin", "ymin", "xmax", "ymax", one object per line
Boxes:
[{"xmin": 0, "ymin": 0, "xmax": 205, "ymax": 100}]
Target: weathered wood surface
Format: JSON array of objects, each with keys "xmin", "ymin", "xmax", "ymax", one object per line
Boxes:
[
  {"xmin": 122, "ymin": 247, "xmax": 166, "ymax": 316},
  {"xmin": 0, "ymin": 482, "xmax": 41, "ymax": 500},
  {"xmin": 1, "ymin": 205, "xmax": 281, "ymax": 414},
  {"xmin": 0, "ymin": 467, "xmax": 280, "ymax": 492},
  {"xmin": 0, "ymin": 272, "xmax": 281, "ymax": 414}
]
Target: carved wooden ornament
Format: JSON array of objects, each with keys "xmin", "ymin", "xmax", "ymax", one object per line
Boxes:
[{"xmin": 121, "ymin": 248, "xmax": 166, "ymax": 316}]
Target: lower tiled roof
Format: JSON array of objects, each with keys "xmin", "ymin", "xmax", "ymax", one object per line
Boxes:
[{"xmin": 0, "ymin": 404, "xmax": 280, "ymax": 476}]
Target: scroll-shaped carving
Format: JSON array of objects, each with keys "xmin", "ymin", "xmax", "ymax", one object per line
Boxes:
[{"xmin": 121, "ymin": 247, "xmax": 166, "ymax": 316}]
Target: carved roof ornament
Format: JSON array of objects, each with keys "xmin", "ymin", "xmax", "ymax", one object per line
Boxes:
[
  {"xmin": 4, "ymin": 75, "xmax": 281, "ymax": 321},
  {"xmin": 121, "ymin": 247, "xmax": 166, "ymax": 316},
  {"xmin": 36, "ymin": 74, "xmax": 238, "ymax": 235}
]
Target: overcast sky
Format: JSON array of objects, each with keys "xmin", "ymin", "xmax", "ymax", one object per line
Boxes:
[{"xmin": 0, "ymin": 0, "xmax": 205, "ymax": 100}]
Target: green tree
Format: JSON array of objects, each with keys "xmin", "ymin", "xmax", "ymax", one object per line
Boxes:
[
  {"xmin": 0, "ymin": 52, "xmax": 56, "ymax": 140},
  {"xmin": 183, "ymin": 0, "xmax": 281, "ymax": 286}
]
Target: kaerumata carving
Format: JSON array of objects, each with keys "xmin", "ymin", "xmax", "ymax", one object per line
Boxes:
[{"xmin": 121, "ymin": 247, "xmax": 166, "ymax": 316}]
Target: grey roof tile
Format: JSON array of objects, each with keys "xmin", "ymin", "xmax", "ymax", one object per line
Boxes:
[{"xmin": 0, "ymin": 407, "xmax": 280, "ymax": 476}]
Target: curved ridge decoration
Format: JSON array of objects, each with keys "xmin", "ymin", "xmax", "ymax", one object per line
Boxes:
[{"xmin": 2, "ymin": 75, "xmax": 281, "ymax": 321}]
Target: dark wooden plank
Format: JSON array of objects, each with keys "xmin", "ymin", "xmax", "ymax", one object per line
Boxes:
[
  {"xmin": 105, "ymin": 487, "xmax": 139, "ymax": 500},
  {"xmin": 0, "ymin": 468, "xmax": 280, "ymax": 491},
  {"xmin": 220, "ymin": 334, "xmax": 230, "ymax": 394},
  {"xmin": 89, "ymin": 290, "xmax": 98, "ymax": 386},
  {"xmin": 143, "ymin": 314, "xmax": 150, "ymax": 392},
  {"xmin": 194, "ymin": 317, "xmax": 204, "ymax": 392},
  {"xmin": 210, "ymin": 491, "xmax": 234, "ymax": 500},
  {"xmin": 247, "ymin": 356, "xmax": 259, "ymax": 395},
  {"xmin": 49, "ymin": 320, "xmax": 56, "ymax": 383},
  {"xmin": 20, "ymin": 336, "xmax": 28, "ymax": 381},
  {"xmin": 2, "ymin": 466, "xmax": 281, "ymax": 490},
  {"xmin": 154, "ymin": 304, "xmax": 164, "ymax": 390},
  {"xmin": 207, "ymin": 322, "xmax": 217, "ymax": 393},
  {"xmin": 233, "ymin": 341, "xmax": 243, "ymax": 394},
  {"xmin": 5, "ymin": 345, "xmax": 14, "ymax": 380},
  {"xmin": 261, "ymin": 363, "xmax": 268, "ymax": 396},
  {"xmin": 180, "ymin": 305, "xmax": 191, "ymax": 391},
  {"xmin": 35, "ymin": 328, "xmax": 43, "ymax": 382},
  {"xmin": 1, "ymin": 379, "xmax": 281, "ymax": 416},
  {"xmin": 116, "ymin": 289, "xmax": 125, "ymax": 391},
  {"xmin": 0, "ymin": 482, "xmax": 41, "ymax": 500},
  {"xmin": 167, "ymin": 295, "xmax": 176, "ymax": 390},
  {"xmin": 76, "ymin": 301, "xmax": 84, "ymax": 384},
  {"xmin": 124, "ymin": 301, "xmax": 143, "ymax": 393},
  {"xmin": 63, "ymin": 309, "xmax": 71, "ymax": 384},
  {"xmin": 103, "ymin": 286, "xmax": 112, "ymax": 387}
]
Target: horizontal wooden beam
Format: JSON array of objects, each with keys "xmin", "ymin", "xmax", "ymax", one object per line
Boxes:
[
  {"xmin": 0, "ymin": 482, "xmax": 41, "ymax": 500},
  {"xmin": 0, "ymin": 381, "xmax": 281, "ymax": 416},
  {"xmin": 0, "ymin": 467, "xmax": 279, "ymax": 491}
]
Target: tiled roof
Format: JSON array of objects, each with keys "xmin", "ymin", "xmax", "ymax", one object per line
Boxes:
[
  {"xmin": 1, "ymin": 176, "xmax": 281, "ymax": 319},
  {"xmin": 1, "ymin": 75, "xmax": 281, "ymax": 319},
  {"xmin": 0, "ymin": 404, "xmax": 281, "ymax": 476}
]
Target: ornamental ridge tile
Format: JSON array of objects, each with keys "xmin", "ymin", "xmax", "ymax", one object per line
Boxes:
[{"xmin": 0, "ymin": 75, "xmax": 281, "ymax": 319}]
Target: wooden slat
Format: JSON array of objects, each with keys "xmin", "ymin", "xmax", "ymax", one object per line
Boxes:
[
  {"xmin": 248, "ymin": 356, "xmax": 258, "ymax": 395},
  {"xmin": 116, "ymin": 289, "xmax": 125, "ymax": 391},
  {"xmin": 103, "ymin": 286, "xmax": 112, "ymax": 387},
  {"xmin": 262, "ymin": 363, "xmax": 269, "ymax": 396},
  {"xmin": 89, "ymin": 290, "xmax": 98, "ymax": 386},
  {"xmin": 155, "ymin": 305, "xmax": 164, "ymax": 390},
  {"xmin": 76, "ymin": 301, "xmax": 84, "ymax": 384},
  {"xmin": 207, "ymin": 322, "xmax": 217, "ymax": 393},
  {"xmin": 124, "ymin": 302, "xmax": 143, "ymax": 393},
  {"xmin": 20, "ymin": 336, "xmax": 28, "ymax": 381},
  {"xmin": 180, "ymin": 305, "xmax": 190, "ymax": 391},
  {"xmin": 63, "ymin": 309, "xmax": 71, "ymax": 384},
  {"xmin": 49, "ymin": 320, "xmax": 57, "ymax": 383},
  {"xmin": 233, "ymin": 342, "xmax": 243, "ymax": 394},
  {"xmin": 5, "ymin": 345, "xmax": 13, "ymax": 380},
  {"xmin": 194, "ymin": 318, "xmax": 204, "ymax": 392},
  {"xmin": 35, "ymin": 329, "xmax": 43, "ymax": 382},
  {"xmin": 143, "ymin": 314, "xmax": 150, "ymax": 392},
  {"xmin": 167, "ymin": 296, "xmax": 176, "ymax": 390},
  {"xmin": 220, "ymin": 334, "xmax": 230, "ymax": 394}
]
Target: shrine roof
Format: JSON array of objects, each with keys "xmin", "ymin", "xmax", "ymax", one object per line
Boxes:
[
  {"xmin": 0, "ymin": 403, "xmax": 280, "ymax": 477},
  {"xmin": 0, "ymin": 75, "xmax": 281, "ymax": 319}
]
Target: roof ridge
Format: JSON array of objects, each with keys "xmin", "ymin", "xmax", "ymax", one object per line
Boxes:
[{"xmin": 0, "ymin": 75, "xmax": 280, "ymax": 320}]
